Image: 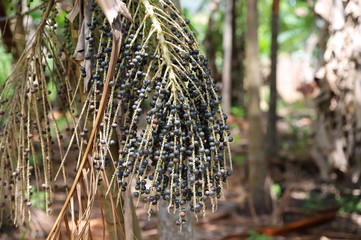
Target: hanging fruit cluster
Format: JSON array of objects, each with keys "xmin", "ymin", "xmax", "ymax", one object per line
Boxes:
[
  {"xmin": 0, "ymin": 0, "xmax": 232, "ymax": 227},
  {"xmin": 106, "ymin": 0, "xmax": 233, "ymax": 220}
]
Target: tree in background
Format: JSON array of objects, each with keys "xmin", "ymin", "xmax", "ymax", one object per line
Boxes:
[
  {"xmin": 0, "ymin": 1, "xmax": 25, "ymax": 60},
  {"xmin": 203, "ymin": 0, "xmax": 246, "ymax": 110},
  {"xmin": 231, "ymin": 0, "xmax": 246, "ymax": 109},
  {"xmin": 245, "ymin": 0, "xmax": 272, "ymax": 214},
  {"xmin": 312, "ymin": 0, "xmax": 361, "ymax": 180},
  {"xmin": 222, "ymin": 0, "xmax": 233, "ymax": 115},
  {"xmin": 266, "ymin": 0, "xmax": 280, "ymax": 160}
]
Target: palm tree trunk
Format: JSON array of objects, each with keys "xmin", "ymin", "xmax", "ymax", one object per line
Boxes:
[
  {"xmin": 245, "ymin": 0, "xmax": 272, "ymax": 214},
  {"xmin": 222, "ymin": 0, "xmax": 233, "ymax": 115},
  {"xmin": 231, "ymin": 0, "xmax": 245, "ymax": 108},
  {"xmin": 158, "ymin": 200, "xmax": 196, "ymax": 240},
  {"xmin": 312, "ymin": 0, "xmax": 361, "ymax": 179},
  {"xmin": 0, "ymin": 0, "xmax": 24, "ymax": 60},
  {"xmin": 266, "ymin": 0, "xmax": 280, "ymax": 160}
]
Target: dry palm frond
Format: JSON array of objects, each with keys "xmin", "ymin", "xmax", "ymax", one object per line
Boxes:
[
  {"xmin": 0, "ymin": 0, "xmax": 70, "ymax": 225},
  {"xmin": 0, "ymin": 0, "xmax": 233, "ymax": 238}
]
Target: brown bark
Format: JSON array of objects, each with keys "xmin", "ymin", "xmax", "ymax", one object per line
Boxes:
[
  {"xmin": 13, "ymin": 2, "xmax": 26, "ymax": 60},
  {"xmin": 222, "ymin": 0, "xmax": 233, "ymax": 115},
  {"xmin": 312, "ymin": 0, "xmax": 361, "ymax": 180},
  {"xmin": 266, "ymin": 0, "xmax": 280, "ymax": 160},
  {"xmin": 0, "ymin": 1, "xmax": 15, "ymax": 56},
  {"xmin": 0, "ymin": 1, "xmax": 25, "ymax": 60},
  {"xmin": 245, "ymin": 0, "xmax": 272, "ymax": 214},
  {"xmin": 158, "ymin": 200, "xmax": 196, "ymax": 240},
  {"xmin": 231, "ymin": 0, "xmax": 245, "ymax": 108},
  {"xmin": 203, "ymin": 0, "xmax": 221, "ymax": 82}
]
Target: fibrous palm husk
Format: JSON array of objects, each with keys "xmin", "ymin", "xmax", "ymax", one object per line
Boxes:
[{"xmin": 312, "ymin": 0, "xmax": 361, "ymax": 180}]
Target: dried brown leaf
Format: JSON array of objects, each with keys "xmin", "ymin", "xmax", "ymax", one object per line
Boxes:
[
  {"xmin": 59, "ymin": 0, "xmax": 73, "ymax": 12},
  {"xmin": 96, "ymin": 0, "xmax": 133, "ymax": 27},
  {"xmin": 66, "ymin": 0, "xmax": 80, "ymax": 22},
  {"xmin": 73, "ymin": 21, "xmax": 85, "ymax": 61},
  {"xmin": 83, "ymin": 0, "xmax": 92, "ymax": 90}
]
